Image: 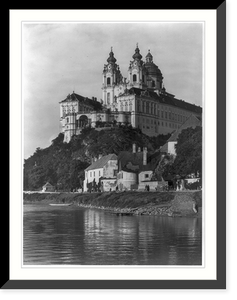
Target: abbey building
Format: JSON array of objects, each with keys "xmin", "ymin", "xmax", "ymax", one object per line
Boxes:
[{"xmin": 59, "ymin": 45, "xmax": 202, "ymax": 143}]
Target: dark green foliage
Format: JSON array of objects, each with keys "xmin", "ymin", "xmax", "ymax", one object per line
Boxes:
[
  {"xmin": 24, "ymin": 127, "xmax": 171, "ymax": 191},
  {"xmin": 163, "ymin": 126, "xmax": 202, "ymax": 180}
]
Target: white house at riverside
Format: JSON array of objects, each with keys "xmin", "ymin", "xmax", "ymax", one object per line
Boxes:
[{"xmin": 83, "ymin": 154, "xmax": 118, "ymax": 192}]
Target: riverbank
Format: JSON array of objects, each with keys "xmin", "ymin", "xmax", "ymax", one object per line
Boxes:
[{"xmin": 23, "ymin": 190, "xmax": 202, "ymax": 218}]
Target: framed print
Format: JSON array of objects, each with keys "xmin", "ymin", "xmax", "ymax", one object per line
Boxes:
[{"xmin": 6, "ymin": 3, "xmax": 226, "ymax": 289}]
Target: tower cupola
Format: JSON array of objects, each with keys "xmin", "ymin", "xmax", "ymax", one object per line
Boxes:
[
  {"xmin": 102, "ymin": 47, "xmax": 124, "ymax": 108},
  {"xmin": 145, "ymin": 49, "xmax": 153, "ymax": 63},
  {"xmin": 132, "ymin": 43, "xmax": 142, "ymax": 61},
  {"xmin": 107, "ymin": 47, "xmax": 117, "ymax": 64}
]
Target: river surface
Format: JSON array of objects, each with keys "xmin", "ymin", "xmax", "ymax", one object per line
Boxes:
[{"xmin": 23, "ymin": 204, "xmax": 202, "ymax": 265}]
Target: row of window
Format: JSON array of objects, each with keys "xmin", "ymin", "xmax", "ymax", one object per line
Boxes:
[
  {"xmin": 120, "ymin": 102, "xmax": 133, "ymax": 112},
  {"xmin": 106, "ymin": 74, "xmax": 140, "ymax": 85},
  {"xmin": 62, "ymin": 106, "xmax": 91, "ymax": 117},
  {"xmin": 86, "ymin": 169, "xmax": 118, "ymax": 179},
  {"xmin": 87, "ymin": 170, "xmax": 102, "ymax": 178},
  {"xmin": 137, "ymin": 100, "xmax": 188, "ymax": 123},
  {"xmin": 140, "ymin": 117, "xmax": 180, "ymax": 130},
  {"xmin": 106, "ymin": 74, "xmax": 157, "ymax": 87}
]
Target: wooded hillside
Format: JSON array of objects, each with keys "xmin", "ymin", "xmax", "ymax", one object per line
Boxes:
[{"xmin": 24, "ymin": 126, "xmax": 170, "ymax": 191}]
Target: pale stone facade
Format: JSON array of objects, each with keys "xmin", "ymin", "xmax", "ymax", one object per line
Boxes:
[
  {"xmin": 59, "ymin": 45, "xmax": 202, "ymax": 143},
  {"xmin": 83, "ymin": 154, "xmax": 118, "ymax": 192},
  {"xmin": 117, "ymin": 170, "xmax": 138, "ymax": 191}
]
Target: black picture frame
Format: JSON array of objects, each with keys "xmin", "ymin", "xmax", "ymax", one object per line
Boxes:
[{"xmin": 5, "ymin": 3, "xmax": 226, "ymax": 289}]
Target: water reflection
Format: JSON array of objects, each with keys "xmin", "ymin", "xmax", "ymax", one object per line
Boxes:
[{"xmin": 23, "ymin": 204, "xmax": 202, "ymax": 265}]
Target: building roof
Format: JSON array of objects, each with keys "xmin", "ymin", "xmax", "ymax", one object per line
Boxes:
[
  {"xmin": 167, "ymin": 114, "xmax": 202, "ymax": 142},
  {"xmin": 144, "ymin": 61, "xmax": 163, "ymax": 77},
  {"xmin": 59, "ymin": 92, "xmax": 102, "ymax": 111},
  {"xmin": 160, "ymin": 114, "xmax": 202, "ymax": 152},
  {"xmin": 42, "ymin": 182, "xmax": 53, "ymax": 188},
  {"xmin": 107, "ymin": 48, "xmax": 117, "ymax": 64},
  {"xmin": 132, "ymin": 45, "xmax": 142, "ymax": 60},
  {"xmin": 118, "ymin": 87, "xmax": 202, "ymax": 114},
  {"xmin": 85, "ymin": 154, "xmax": 117, "ymax": 171},
  {"xmin": 118, "ymin": 151, "xmax": 158, "ymax": 173}
]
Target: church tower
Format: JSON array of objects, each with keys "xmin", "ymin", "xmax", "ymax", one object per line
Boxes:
[
  {"xmin": 143, "ymin": 49, "xmax": 163, "ymax": 92},
  {"xmin": 128, "ymin": 44, "xmax": 144, "ymax": 89},
  {"xmin": 102, "ymin": 47, "xmax": 123, "ymax": 110}
]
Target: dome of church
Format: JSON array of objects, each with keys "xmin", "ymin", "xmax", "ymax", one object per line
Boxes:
[
  {"xmin": 144, "ymin": 50, "xmax": 163, "ymax": 78},
  {"xmin": 107, "ymin": 48, "xmax": 117, "ymax": 64},
  {"xmin": 145, "ymin": 62, "xmax": 162, "ymax": 76},
  {"xmin": 132, "ymin": 45, "xmax": 142, "ymax": 60}
]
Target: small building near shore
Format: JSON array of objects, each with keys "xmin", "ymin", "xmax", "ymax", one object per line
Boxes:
[
  {"xmin": 83, "ymin": 153, "xmax": 118, "ymax": 192},
  {"xmin": 117, "ymin": 143, "xmax": 166, "ymax": 191},
  {"xmin": 138, "ymin": 170, "xmax": 167, "ymax": 191},
  {"xmin": 100, "ymin": 178, "xmax": 117, "ymax": 192},
  {"xmin": 42, "ymin": 182, "xmax": 55, "ymax": 192}
]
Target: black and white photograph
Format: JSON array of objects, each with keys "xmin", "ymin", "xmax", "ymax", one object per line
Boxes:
[
  {"xmin": 22, "ymin": 21, "xmax": 203, "ymax": 266},
  {"xmin": 5, "ymin": 1, "xmax": 231, "ymax": 294}
]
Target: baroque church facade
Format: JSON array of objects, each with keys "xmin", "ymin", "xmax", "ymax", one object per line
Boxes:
[{"xmin": 59, "ymin": 45, "xmax": 202, "ymax": 142}]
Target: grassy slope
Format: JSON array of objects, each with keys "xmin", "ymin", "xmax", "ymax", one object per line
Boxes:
[{"xmin": 23, "ymin": 191, "xmax": 202, "ymax": 217}]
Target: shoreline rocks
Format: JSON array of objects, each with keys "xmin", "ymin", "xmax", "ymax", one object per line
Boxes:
[{"xmin": 23, "ymin": 190, "xmax": 202, "ymax": 218}]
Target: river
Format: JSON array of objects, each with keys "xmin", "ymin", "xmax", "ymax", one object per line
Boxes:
[{"xmin": 23, "ymin": 204, "xmax": 202, "ymax": 265}]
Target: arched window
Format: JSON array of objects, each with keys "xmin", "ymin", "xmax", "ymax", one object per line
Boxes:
[
  {"xmin": 107, "ymin": 77, "xmax": 111, "ymax": 85},
  {"xmin": 133, "ymin": 74, "xmax": 137, "ymax": 82}
]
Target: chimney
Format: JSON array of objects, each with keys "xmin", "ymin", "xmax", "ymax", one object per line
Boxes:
[
  {"xmin": 132, "ymin": 143, "xmax": 136, "ymax": 153},
  {"xmin": 143, "ymin": 147, "xmax": 147, "ymax": 165}
]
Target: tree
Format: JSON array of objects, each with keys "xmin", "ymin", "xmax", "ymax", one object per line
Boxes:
[
  {"xmin": 163, "ymin": 126, "xmax": 202, "ymax": 180},
  {"xmin": 24, "ymin": 127, "xmax": 171, "ymax": 191},
  {"xmin": 28, "ymin": 166, "xmax": 47, "ymax": 190}
]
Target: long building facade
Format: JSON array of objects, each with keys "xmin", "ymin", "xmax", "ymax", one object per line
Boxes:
[{"xmin": 60, "ymin": 45, "xmax": 202, "ymax": 142}]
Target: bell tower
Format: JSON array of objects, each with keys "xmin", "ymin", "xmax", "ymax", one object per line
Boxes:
[
  {"xmin": 102, "ymin": 47, "xmax": 123, "ymax": 109},
  {"xmin": 128, "ymin": 44, "xmax": 144, "ymax": 89}
]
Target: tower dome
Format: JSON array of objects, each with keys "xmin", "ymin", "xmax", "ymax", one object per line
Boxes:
[
  {"xmin": 144, "ymin": 50, "xmax": 163, "ymax": 77},
  {"xmin": 143, "ymin": 49, "xmax": 163, "ymax": 91},
  {"xmin": 107, "ymin": 47, "xmax": 117, "ymax": 64},
  {"xmin": 132, "ymin": 44, "xmax": 142, "ymax": 60},
  {"xmin": 145, "ymin": 62, "xmax": 163, "ymax": 76}
]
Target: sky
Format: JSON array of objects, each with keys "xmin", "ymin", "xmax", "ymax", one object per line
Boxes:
[{"xmin": 23, "ymin": 22, "xmax": 203, "ymax": 159}]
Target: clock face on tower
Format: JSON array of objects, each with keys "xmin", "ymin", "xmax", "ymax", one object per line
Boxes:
[{"xmin": 108, "ymin": 64, "xmax": 111, "ymax": 70}]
